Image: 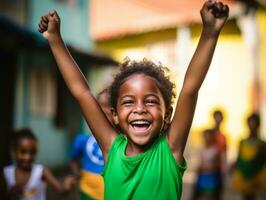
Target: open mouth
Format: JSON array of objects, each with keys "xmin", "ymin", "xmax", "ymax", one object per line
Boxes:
[{"xmin": 130, "ymin": 120, "xmax": 151, "ymax": 133}]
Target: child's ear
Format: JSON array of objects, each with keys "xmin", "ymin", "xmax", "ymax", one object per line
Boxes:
[
  {"xmin": 111, "ymin": 108, "xmax": 119, "ymax": 125},
  {"xmin": 163, "ymin": 107, "xmax": 173, "ymax": 131},
  {"xmin": 165, "ymin": 106, "xmax": 173, "ymax": 122}
]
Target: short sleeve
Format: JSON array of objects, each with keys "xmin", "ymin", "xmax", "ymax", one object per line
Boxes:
[{"xmin": 70, "ymin": 134, "xmax": 87, "ymax": 159}]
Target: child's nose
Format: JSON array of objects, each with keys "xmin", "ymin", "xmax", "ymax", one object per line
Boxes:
[
  {"xmin": 133, "ymin": 103, "xmax": 147, "ymax": 114},
  {"xmin": 23, "ymin": 153, "xmax": 32, "ymax": 161}
]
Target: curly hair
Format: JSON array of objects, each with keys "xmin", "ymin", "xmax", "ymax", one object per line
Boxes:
[
  {"xmin": 12, "ymin": 128, "xmax": 38, "ymax": 148},
  {"xmin": 109, "ymin": 58, "xmax": 176, "ymax": 110}
]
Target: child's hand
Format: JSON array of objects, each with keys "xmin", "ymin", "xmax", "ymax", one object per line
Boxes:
[
  {"xmin": 63, "ymin": 175, "xmax": 76, "ymax": 191},
  {"xmin": 38, "ymin": 10, "xmax": 61, "ymax": 41},
  {"xmin": 200, "ymin": 0, "xmax": 229, "ymax": 36}
]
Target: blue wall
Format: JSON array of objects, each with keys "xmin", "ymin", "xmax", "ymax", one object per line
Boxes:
[
  {"xmin": 28, "ymin": 0, "xmax": 91, "ymax": 50},
  {"xmin": 13, "ymin": 0, "xmax": 93, "ymax": 167},
  {"xmin": 13, "ymin": 53, "xmax": 70, "ymax": 167}
]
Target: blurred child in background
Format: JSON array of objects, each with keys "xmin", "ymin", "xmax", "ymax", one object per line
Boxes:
[
  {"xmin": 69, "ymin": 88, "xmax": 114, "ymax": 200},
  {"xmin": 193, "ymin": 129, "xmax": 220, "ymax": 200},
  {"xmin": 70, "ymin": 132, "xmax": 104, "ymax": 200},
  {"xmin": 232, "ymin": 113, "xmax": 266, "ymax": 200},
  {"xmin": 96, "ymin": 88, "xmax": 116, "ymax": 127},
  {"xmin": 2, "ymin": 128, "xmax": 75, "ymax": 200},
  {"xmin": 212, "ymin": 109, "xmax": 227, "ymax": 199}
]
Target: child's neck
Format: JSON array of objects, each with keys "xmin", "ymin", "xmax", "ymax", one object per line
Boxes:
[
  {"xmin": 16, "ymin": 165, "xmax": 32, "ymax": 172},
  {"xmin": 249, "ymin": 130, "xmax": 258, "ymax": 138},
  {"xmin": 125, "ymin": 139, "xmax": 156, "ymax": 156},
  {"xmin": 15, "ymin": 165, "xmax": 32, "ymax": 187},
  {"xmin": 126, "ymin": 143, "xmax": 147, "ymax": 156},
  {"xmin": 214, "ymin": 124, "xmax": 220, "ymax": 131}
]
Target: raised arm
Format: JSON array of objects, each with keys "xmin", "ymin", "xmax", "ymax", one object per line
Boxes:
[
  {"xmin": 38, "ymin": 11, "xmax": 117, "ymax": 158},
  {"xmin": 42, "ymin": 167, "xmax": 75, "ymax": 193},
  {"xmin": 167, "ymin": 1, "xmax": 229, "ymax": 163}
]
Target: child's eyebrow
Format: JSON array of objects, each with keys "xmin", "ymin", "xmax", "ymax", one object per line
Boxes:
[
  {"xmin": 119, "ymin": 94, "xmax": 134, "ymax": 100},
  {"xmin": 120, "ymin": 93, "xmax": 160, "ymax": 99},
  {"xmin": 144, "ymin": 94, "xmax": 160, "ymax": 98}
]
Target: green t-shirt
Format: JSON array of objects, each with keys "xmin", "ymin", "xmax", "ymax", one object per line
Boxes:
[
  {"xmin": 236, "ymin": 138, "xmax": 266, "ymax": 178},
  {"xmin": 102, "ymin": 134, "xmax": 187, "ymax": 200}
]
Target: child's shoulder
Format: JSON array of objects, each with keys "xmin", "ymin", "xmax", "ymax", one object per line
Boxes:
[
  {"xmin": 2, "ymin": 164, "xmax": 16, "ymax": 185},
  {"xmin": 74, "ymin": 133, "xmax": 91, "ymax": 141},
  {"xmin": 3, "ymin": 164, "xmax": 14, "ymax": 169},
  {"xmin": 32, "ymin": 163, "xmax": 44, "ymax": 170},
  {"xmin": 3, "ymin": 164, "xmax": 15, "ymax": 174}
]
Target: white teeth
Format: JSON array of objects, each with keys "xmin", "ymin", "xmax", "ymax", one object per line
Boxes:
[{"xmin": 131, "ymin": 120, "xmax": 150, "ymax": 125}]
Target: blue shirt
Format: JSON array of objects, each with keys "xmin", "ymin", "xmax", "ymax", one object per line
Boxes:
[{"xmin": 70, "ymin": 134, "xmax": 104, "ymax": 174}]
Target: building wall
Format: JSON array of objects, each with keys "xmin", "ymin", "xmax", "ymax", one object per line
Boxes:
[
  {"xmin": 0, "ymin": 0, "xmax": 28, "ymax": 23},
  {"xmin": 12, "ymin": 0, "xmax": 93, "ymax": 167},
  {"xmin": 28, "ymin": 0, "xmax": 91, "ymax": 50},
  {"xmin": 13, "ymin": 52, "xmax": 71, "ymax": 167}
]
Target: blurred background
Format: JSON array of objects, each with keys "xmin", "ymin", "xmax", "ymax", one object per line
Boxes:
[{"xmin": 0, "ymin": 0, "xmax": 266, "ymax": 199}]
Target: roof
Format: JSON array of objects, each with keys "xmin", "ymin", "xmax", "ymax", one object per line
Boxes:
[
  {"xmin": 0, "ymin": 15, "xmax": 118, "ymax": 66},
  {"xmin": 90, "ymin": 0, "xmax": 238, "ymax": 41}
]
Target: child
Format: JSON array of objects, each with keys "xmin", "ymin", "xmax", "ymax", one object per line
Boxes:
[
  {"xmin": 232, "ymin": 113, "xmax": 266, "ymax": 200},
  {"xmin": 70, "ymin": 132, "xmax": 104, "ymax": 200},
  {"xmin": 193, "ymin": 129, "xmax": 220, "ymax": 200},
  {"xmin": 2, "ymin": 128, "xmax": 75, "ymax": 200},
  {"xmin": 212, "ymin": 109, "xmax": 227, "ymax": 199},
  {"xmin": 69, "ymin": 88, "xmax": 113, "ymax": 200},
  {"xmin": 96, "ymin": 87, "xmax": 116, "ymax": 127},
  {"xmin": 38, "ymin": 1, "xmax": 229, "ymax": 199}
]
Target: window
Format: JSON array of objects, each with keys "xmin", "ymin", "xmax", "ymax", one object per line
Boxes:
[{"xmin": 29, "ymin": 69, "xmax": 56, "ymax": 116}]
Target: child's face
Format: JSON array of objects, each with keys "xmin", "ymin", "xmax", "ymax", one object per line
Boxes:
[
  {"xmin": 98, "ymin": 92, "xmax": 114, "ymax": 125},
  {"xmin": 248, "ymin": 118, "xmax": 259, "ymax": 132},
  {"xmin": 14, "ymin": 138, "xmax": 38, "ymax": 170},
  {"xmin": 113, "ymin": 74, "xmax": 168, "ymax": 147},
  {"xmin": 214, "ymin": 112, "xmax": 223, "ymax": 124}
]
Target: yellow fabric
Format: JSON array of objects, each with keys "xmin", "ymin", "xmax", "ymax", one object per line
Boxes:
[
  {"xmin": 232, "ymin": 168, "xmax": 266, "ymax": 194},
  {"xmin": 23, "ymin": 188, "xmax": 38, "ymax": 197},
  {"xmin": 240, "ymin": 143, "xmax": 258, "ymax": 161},
  {"xmin": 79, "ymin": 170, "xmax": 104, "ymax": 200}
]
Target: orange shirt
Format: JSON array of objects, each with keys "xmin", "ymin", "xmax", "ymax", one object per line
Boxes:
[{"xmin": 215, "ymin": 131, "xmax": 227, "ymax": 154}]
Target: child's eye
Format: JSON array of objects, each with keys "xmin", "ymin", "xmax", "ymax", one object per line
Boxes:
[
  {"xmin": 122, "ymin": 100, "xmax": 134, "ymax": 106},
  {"xmin": 145, "ymin": 99, "xmax": 159, "ymax": 105}
]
